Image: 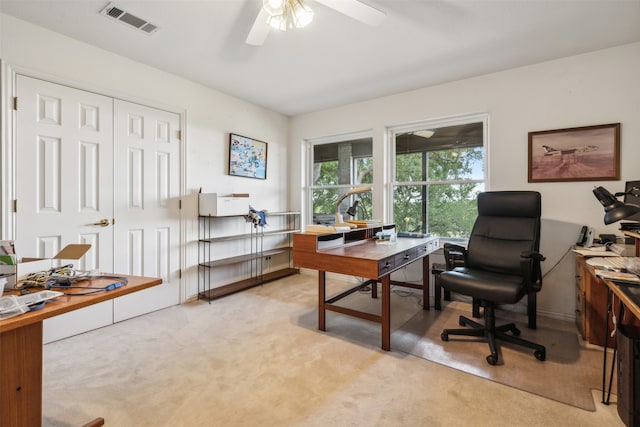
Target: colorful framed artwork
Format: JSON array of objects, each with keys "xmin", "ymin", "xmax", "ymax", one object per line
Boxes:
[
  {"xmin": 528, "ymin": 123, "xmax": 620, "ymax": 183},
  {"xmin": 229, "ymin": 133, "xmax": 268, "ymax": 180}
]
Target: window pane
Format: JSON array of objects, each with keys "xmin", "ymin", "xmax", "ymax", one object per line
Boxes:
[
  {"xmin": 427, "ymin": 147, "xmax": 484, "ymax": 181},
  {"xmin": 392, "ymin": 119, "xmax": 485, "ymax": 239},
  {"xmin": 354, "ymin": 157, "xmax": 373, "ymax": 184},
  {"xmin": 311, "ymin": 188, "xmax": 373, "ymax": 224},
  {"xmin": 395, "ymin": 123, "xmax": 483, "ymax": 182},
  {"xmin": 313, "ymin": 160, "xmax": 339, "ymax": 186},
  {"xmin": 393, "ymin": 183, "xmax": 483, "ymax": 238},
  {"xmin": 396, "ymin": 152, "xmax": 425, "ymax": 182},
  {"xmin": 394, "ymin": 184, "xmax": 426, "ymax": 233},
  {"xmin": 310, "ymin": 136, "xmax": 373, "ymax": 225},
  {"xmin": 312, "ymin": 138, "xmax": 372, "ymax": 186}
]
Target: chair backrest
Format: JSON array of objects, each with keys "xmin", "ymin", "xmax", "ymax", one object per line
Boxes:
[{"xmin": 465, "ymin": 191, "xmax": 541, "ymax": 276}]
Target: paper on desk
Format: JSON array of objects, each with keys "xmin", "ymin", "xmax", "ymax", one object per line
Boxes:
[
  {"xmin": 573, "ymin": 248, "xmax": 619, "ymax": 257},
  {"xmin": 596, "ymin": 270, "xmax": 640, "ymax": 283}
]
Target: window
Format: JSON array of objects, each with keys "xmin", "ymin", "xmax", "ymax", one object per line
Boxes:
[
  {"xmin": 390, "ymin": 115, "xmax": 487, "ymax": 239},
  {"xmin": 308, "ymin": 133, "xmax": 373, "ymax": 225}
]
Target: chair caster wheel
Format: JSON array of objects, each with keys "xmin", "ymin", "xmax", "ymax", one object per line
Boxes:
[
  {"xmin": 486, "ymin": 354, "xmax": 498, "ymax": 365},
  {"xmin": 512, "ymin": 328, "xmax": 520, "ymax": 336},
  {"xmin": 441, "ymin": 332, "xmax": 449, "ymax": 341},
  {"xmin": 458, "ymin": 318, "xmax": 465, "ymax": 326},
  {"xmin": 534, "ymin": 349, "xmax": 546, "ymax": 361}
]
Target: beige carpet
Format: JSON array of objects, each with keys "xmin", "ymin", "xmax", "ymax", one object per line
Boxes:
[
  {"xmin": 39, "ymin": 275, "xmax": 622, "ymax": 426},
  {"xmin": 305, "ymin": 285, "xmax": 612, "ymax": 412},
  {"xmin": 392, "ymin": 302, "xmax": 610, "ymax": 411}
]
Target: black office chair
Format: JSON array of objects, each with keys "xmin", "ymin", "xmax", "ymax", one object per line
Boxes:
[{"xmin": 439, "ymin": 191, "xmax": 546, "ymax": 365}]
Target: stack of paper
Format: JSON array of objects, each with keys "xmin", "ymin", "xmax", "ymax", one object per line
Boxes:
[{"xmin": 595, "ymin": 269, "xmax": 640, "ymax": 284}]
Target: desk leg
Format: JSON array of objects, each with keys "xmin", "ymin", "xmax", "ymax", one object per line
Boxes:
[
  {"xmin": 382, "ymin": 275, "xmax": 391, "ymax": 351},
  {"xmin": 0, "ymin": 322, "xmax": 43, "ymax": 427},
  {"xmin": 423, "ymin": 255, "xmax": 430, "ymax": 310},
  {"xmin": 319, "ymin": 271, "xmax": 326, "ymax": 331}
]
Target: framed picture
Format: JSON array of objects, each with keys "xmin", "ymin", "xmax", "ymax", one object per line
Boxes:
[
  {"xmin": 228, "ymin": 133, "xmax": 268, "ymax": 180},
  {"xmin": 528, "ymin": 123, "xmax": 620, "ymax": 183}
]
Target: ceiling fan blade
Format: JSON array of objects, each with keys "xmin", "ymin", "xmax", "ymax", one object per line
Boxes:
[
  {"xmin": 246, "ymin": 7, "xmax": 270, "ymax": 46},
  {"xmin": 314, "ymin": 0, "xmax": 386, "ymax": 26}
]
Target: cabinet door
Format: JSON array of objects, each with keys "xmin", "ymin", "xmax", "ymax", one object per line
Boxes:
[{"xmin": 584, "ymin": 263, "xmax": 616, "ymax": 347}]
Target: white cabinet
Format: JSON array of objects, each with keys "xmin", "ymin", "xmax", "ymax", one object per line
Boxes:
[{"xmin": 198, "ymin": 212, "xmax": 300, "ymax": 300}]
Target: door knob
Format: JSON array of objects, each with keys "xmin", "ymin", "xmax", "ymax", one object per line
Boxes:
[{"xmin": 92, "ymin": 219, "xmax": 110, "ymax": 227}]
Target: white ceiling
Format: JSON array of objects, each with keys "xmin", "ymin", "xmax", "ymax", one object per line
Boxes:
[{"xmin": 1, "ymin": 0, "xmax": 639, "ymax": 116}]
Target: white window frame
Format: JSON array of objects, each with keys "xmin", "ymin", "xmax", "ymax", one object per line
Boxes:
[
  {"xmin": 386, "ymin": 112, "xmax": 489, "ymax": 232},
  {"xmin": 305, "ymin": 130, "xmax": 373, "ymax": 225}
]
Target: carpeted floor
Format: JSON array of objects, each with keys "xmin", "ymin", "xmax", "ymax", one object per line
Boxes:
[
  {"xmin": 302, "ymin": 281, "xmax": 613, "ymax": 412},
  {"xmin": 40, "ymin": 274, "xmax": 622, "ymax": 426},
  {"xmin": 392, "ymin": 302, "xmax": 609, "ymax": 411}
]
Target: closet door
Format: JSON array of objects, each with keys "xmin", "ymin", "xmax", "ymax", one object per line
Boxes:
[
  {"xmin": 112, "ymin": 100, "xmax": 181, "ymax": 321},
  {"xmin": 15, "ymin": 76, "xmax": 183, "ymax": 340},
  {"xmin": 16, "ymin": 75, "xmax": 115, "ymax": 341}
]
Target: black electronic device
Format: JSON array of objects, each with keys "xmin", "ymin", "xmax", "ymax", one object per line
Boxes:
[
  {"xmin": 617, "ymin": 323, "xmax": 640, "ymax": 427},
  {"xmin": 599, "ymin": 234, "xmax": 617, "ymax": 244},
  {"xmin": 622, "ymin": 180, "xmax": 640, "ymax": 224}
]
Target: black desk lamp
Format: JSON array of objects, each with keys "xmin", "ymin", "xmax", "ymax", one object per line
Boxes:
[
  {"xmin": 346, "ymin": 200, "xmax": 359, "ymax": 217},
  {"xmin": 593, "ymin": 186, "xmax": 640, "ymax": 225}
]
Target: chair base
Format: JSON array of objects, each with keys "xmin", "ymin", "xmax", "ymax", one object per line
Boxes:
[{"xmin": 441, "ymin": 309, "xmax": 546, "ymax": 365}]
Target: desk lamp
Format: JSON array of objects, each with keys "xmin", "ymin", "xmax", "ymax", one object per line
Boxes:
[
  {"xmin": 592, "ymin": 186, "xmax": 640, "ymax": 225},
  {"xmin": 335, "ymin": 186, "xmax": 371, "ymax": 229},
  {"xmin": 346, "ymin": 200, "xmax": 359, "ymax": 217}
]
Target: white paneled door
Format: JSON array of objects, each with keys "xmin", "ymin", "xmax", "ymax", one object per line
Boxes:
[
  {"xmin": 112, "ymin": 100, "xmax": 181, "ymax": 321},
  {"xmin": 15, "ymin": 75, "xmax": 181, "ymax": 341},
  {"xmin": 16, "ymin": 75, "xmax": 114, "ymax": 271}
]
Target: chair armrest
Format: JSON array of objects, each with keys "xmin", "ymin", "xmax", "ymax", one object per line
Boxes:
[
  {"xmin": 444, "ymin": 243, "xmax": 467, "ymax": 270},
  {"xmin": 520, "ymin": 250, "xmax": 545, "ymax": 262},
  {"xmin": 520, "ymin": 251, "xmax": 545, "ymax": 292}
]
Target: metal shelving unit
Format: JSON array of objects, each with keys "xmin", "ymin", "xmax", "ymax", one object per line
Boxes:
[{"xmin": 198, "ymin": 211, "xmax": 300, "ymax": 301}]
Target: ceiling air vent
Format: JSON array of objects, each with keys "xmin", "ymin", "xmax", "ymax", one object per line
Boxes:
[{"xmin": 100, "ymin": 2, "xmax": 158, "ymax": 35}]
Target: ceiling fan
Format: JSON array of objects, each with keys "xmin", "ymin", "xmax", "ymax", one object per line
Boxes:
[{"xmin": 246, "ymin": 0, "xmax": 386, "ymax": 46}]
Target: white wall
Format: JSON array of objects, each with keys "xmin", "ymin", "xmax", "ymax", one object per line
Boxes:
[
  {"xmin": 288, "ymin": 42, "xmax": 640, "ymax": 320},
  {"xmin": 0, "ymin": 13, "xmax": 290, "ymax": 299}
]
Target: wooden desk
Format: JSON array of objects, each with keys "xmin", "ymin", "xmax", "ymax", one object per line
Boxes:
[
  {"xmin": 293, "ymin": 230, "xmax": 439, "ymax": 350},
  {"xmin": 0, "ymin": 275, "xmax": 162, "ymax": 427},
  {"xmin": 576, "ymin": 254, "xmax": 618, "ymax": 347}
]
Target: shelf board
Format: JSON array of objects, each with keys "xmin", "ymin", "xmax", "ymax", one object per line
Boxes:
[
  {"xmin": 198, "ymin": 268, "xmax": 299, "ymax": 301},
  {"xmin": 200, "ymin": 229, "xmax": 300, "ymax": 243},
  {"xmin": 199, "ymin": 211, "xmax": 300, "ymax": 219},
  {"xmin": 199, "ymin": 247, "xmax": 292, "ymax": 268},
  {"xmin": 263, "ymin": 229, "xmax": 300, "ymax": 237}
]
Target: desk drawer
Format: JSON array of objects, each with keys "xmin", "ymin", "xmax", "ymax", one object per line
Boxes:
[
  {"xmin": 394, "ymin": 248, "xmax": 418, "ymax": 269},
  {"xmin": 379, "ymin": 257, "xmax": 396, "ymax": 274}
]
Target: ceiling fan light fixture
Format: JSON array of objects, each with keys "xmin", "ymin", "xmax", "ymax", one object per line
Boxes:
[
  {"xmin": 267, "ymin": 14, "xmax": 287, "ymax": 31},
  {"xmin": 263, "ymin": 0, "xmax": 286, "ymax": 16},
  {"xmin": 263, "ymin": 0, "xmax": 313, "ymax": 32},
  {"xmin": 414, "ymin": 130, "xmax": 435, "ymax": 139},
  {"xmin": 292, "ymin": 0, "xmax": 314, "ymax": 28}
]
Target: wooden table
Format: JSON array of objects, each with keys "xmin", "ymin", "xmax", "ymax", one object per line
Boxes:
[
  {"xmin": 0, "ymin": 275, "xmax": 162, "ymax": 427},
  {"xmin": 293, "ymin": 230, "xmax": 439, "ymax": 350}
]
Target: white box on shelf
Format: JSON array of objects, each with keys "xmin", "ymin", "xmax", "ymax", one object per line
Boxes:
[{"xmin": 199, "ymin": 193, "xmax": 250, "ymax": 217}]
